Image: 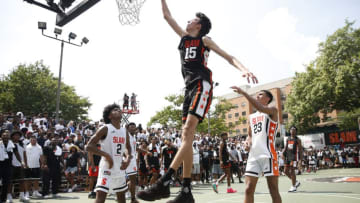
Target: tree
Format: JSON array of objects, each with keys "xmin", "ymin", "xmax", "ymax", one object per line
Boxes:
[
  {"xmin": 337, "ymin": 108, "xmax": 360, "ymax": 131},
  {"xmin": 0, "ymin": 61, "xmax": 91, "ymax": 121},
  {"xmin": 285, "ymin": 21, "xmax": 360, "ymax": 133},
  {"xmin": 147, "ymin": 93, "xmax": 235, "ymax": 136}
]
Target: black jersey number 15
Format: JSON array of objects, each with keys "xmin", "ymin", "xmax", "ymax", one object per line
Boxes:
[{"xmin": 185, "ymin": 47, "xmax": 197, "ymax": 59}]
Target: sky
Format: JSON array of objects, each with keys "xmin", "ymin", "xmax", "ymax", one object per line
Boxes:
[{"xmin": 1, "ymin": 0, "xmax": 360, "ymax": 127}]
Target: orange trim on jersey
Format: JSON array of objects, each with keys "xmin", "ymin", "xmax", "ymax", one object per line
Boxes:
[
  {"xmin": 268, "ymin": 121, "xmax": 278, "ymax": 160},
  {"xmin": 272, "ymin": 158, "xmax": 280, "ymax": 176},
  {"xmin": 190, "ymin": 80, "xmax": 201, "ymax": 110},
  {"xmin": 204, "ymin": 91, "xmax": 212, "ymax": 115}
]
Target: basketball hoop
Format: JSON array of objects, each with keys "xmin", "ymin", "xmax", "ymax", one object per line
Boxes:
[{"xmin": 115, "ymin": 0, "xmax": 146, "ymax": 25}]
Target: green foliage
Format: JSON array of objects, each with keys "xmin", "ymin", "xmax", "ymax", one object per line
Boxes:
[
  {"xmin": 147, "ymin": 94, "xmax": 235, "ymax": 136},
  {"xmin": 337, "ymin": 108, "xmax": 360, "ymax": 131},
  {"xmin": 0, "ymin": 61, "xmax": 91, "ymax": 121},
  {"xmin": 285, "ymin": 21, "xmax": 360, "ymax": 133}
]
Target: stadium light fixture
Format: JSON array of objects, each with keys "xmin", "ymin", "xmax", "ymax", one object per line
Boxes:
[
  {"xmin": 38, "ymin": 21, "xmax": 47, "ymax": 30},
  {"xmin": 68, "ymin": 32, "xmax": 77, "ymax": 40}
]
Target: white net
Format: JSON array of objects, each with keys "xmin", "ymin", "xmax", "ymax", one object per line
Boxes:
[{"xmin": 115, "ymin": 0, "xmax": 146, "ymax": 25}]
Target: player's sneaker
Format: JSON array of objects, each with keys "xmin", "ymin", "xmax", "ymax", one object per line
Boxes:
[
  {"xmin": 166, "ymin": 187, "xmax": 194, "ymax": 203},
  {"xmin": 227, "ymin": 188, "xmax": 237, "ymax": 193},
  {"xmin": 288, "ymin": 186, "xmax": 297, "ymax": 192},
  {"xmin": 212, "ymin": 183, "xmax": 218, "ymax": 193},
  {"xmin": 136, "ymin": 180, "xmax": 170, "ymax": 201},
  {"xmin": 295, "ymin": 180, "xmax": 301, "ymax": 188}
]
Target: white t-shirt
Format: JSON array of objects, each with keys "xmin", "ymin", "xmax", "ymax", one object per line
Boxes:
[
  {"xmin": 193, "ymin": 142, "xmax": 200, "ymax": 164},
  {"xmin": 55, "ymin": 124, "xmax": 65, "ymax": 131},
  {"xmin": 26, "ymin": 144, "xmax": 43, "ymax": 168},
  {"xmin": 12, "ymin": 143, "xmax": 25, "ymax": 167}
]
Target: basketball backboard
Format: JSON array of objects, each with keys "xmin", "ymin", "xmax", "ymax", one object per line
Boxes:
[{"xmin": 24, "ymin": 0, "xmax": 101, "ymax": 27}]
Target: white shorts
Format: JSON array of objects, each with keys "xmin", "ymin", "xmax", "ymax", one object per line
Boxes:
[
  {"xmin": 125, "ymin": 159, "xmax": 138, "ymax": 176},
  {"xmin": 95, "ymin": 169, "xmax": 128, "ymax": 194},
  {"xmin": 192, "ymin": 163, "xmax": 200, "ymax": 174},
  {"xmin": 245, "ymin": 158, "xmax": 279, "ymax": 177}
]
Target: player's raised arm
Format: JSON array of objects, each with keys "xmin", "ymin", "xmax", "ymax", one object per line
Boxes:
[
  {"xmin": 161, "ymin": 0, "xmax": 187, "ymax": 37},
  {"xmin": 231, "ymin": 86, "xmax": 277, "ymax": 118},
  {"xmin": 202, "ymin": 36, "xmax": 258, "ymax": 84}
]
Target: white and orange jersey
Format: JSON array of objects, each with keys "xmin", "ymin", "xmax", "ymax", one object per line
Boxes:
[
  {"xmin": 248, "ymin": 111, "xmax": 278, "ymax": 162},
  {"xmin": 99, "ymin": 124, "xmax": 127, "ymax": 177}
]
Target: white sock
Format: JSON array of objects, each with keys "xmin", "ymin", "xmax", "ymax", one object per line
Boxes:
[
  {"xmin": 25, "ymin": 192, "xmax": 29, "ymax": 198},
  {"xmin": 20, "ymin": 192, "xmax": 24, "ymax": 198}
]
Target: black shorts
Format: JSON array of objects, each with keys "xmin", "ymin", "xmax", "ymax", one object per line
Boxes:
[
  {"xmin": 11, "ymin": 166, "xmax": 25, "ymax": 181},
  {"xmin": 230, "ymin": 161, "xmax": 239, "ymax": 171},
  {"xmin": 150, "ymin": 164, "xmax": 160, "ymax": 173},
  {"xmin": 25, "ymin": 168, "xmax": 41, "ymax": 179},
  {"xmin": 182, "ymin": 80, "xmax": 212, "ymax": 123},
  {"xmin": 138, "ymin": 165, "xmax": 148, "ymax": 176}
]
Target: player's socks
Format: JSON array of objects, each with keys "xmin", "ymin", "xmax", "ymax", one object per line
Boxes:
[
  {"xmin": 167, "ymin": 178, "xmax": 194, "ymax": 203},
  {"xmin": 160, "ymin": 168, "xmax": 176, "ymax": 186}
]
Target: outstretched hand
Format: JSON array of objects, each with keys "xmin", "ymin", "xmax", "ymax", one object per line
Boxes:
[
  {"xmin": 231, "ymin": 86, "xmax": 244, "ymax": 95},
  {"xmin": 242, "ymin": 72, "xmax": 258, "ymax": 84}
]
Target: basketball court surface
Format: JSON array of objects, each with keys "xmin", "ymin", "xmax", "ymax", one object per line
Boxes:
[{"xmin": 10, "ymin": 168, "xmax": 360, "ymax": 203}]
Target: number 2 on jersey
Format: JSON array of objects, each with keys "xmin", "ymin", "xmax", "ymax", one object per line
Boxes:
[
  {"xmin": 116, "ymin": 144, "xmax": 122, "ymax": 155},
  {"xmin": 253, "ymin": 122, "xmax": 262, "ymax": 134},
  {"xmin": 185, "ymin": 47, "xmax": 197, "ymax": 59}
]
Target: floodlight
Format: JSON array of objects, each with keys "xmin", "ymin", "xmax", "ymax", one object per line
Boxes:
[
  {"xmin": 38, "ymin": 22, "xmax": 47, "ymax": 30},
  {"xmin": 214, "ymin": 82, "xmax": 219, "ymax": 87},
  {"xmin": 54, "ymin": 28, "xmax": 62, "ymax": 35},
  {"xmin": 68, "ymin": 32, "xmax": 77, "ymax": 40},
  {"xmin": 81, "ymin": 37, "xmax": 89, "ymax": 44}
]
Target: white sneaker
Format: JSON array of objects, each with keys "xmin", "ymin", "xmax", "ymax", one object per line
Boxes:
[
  {"xmin": 34, "ymin": 191, "xmax": 42, "ymax": 198},
  {"xmin": 288, "ymin": 186, "xmax": 297, "ymax": 192},
  {"xmin": 20, "ymin": 195, "xmax": 30, "ymax": 202},
  {"xmin": 295, "ymin": 180, "xmax": 301, "ymax": 188},
  {"xmin": 191, "ymin": 182, "xmax": 197, "ymax": 186},
  {"xmin": 71, "ymin": 184, "xmax": 77, "ymax": 191},
  {"xmin": 6, "ymin": 194, "xmax": 13, "ymax": 203},
  {"xmin": 125, "ymin": 192, "xmax": 131, "ymax": 200},
  {"xmin": 68, "ymin": 188, "xmax": 73, "ymax": 193}
]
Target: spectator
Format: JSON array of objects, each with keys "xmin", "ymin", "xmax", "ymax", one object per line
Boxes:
[
  {"xmin": 65, "ymin": 145, "xmax": 81, "ymax": 193},
  {"xmin": 131, "ymin": 93, "xmax": 137, "ymax": 110},
  {"xmin": 42, "ymin": 137, "xmax": 63, "ymax": 198},
  {"xmin": 8, "ymin": 131, "xmax": 29, "ymax": 202},
  {"xmin": 25, "ymin": 135, "xmax": 43, "ymax": 198},
  {"xmin": 123, "ymin": 93, "xmax": 129, "ymax": 110},
  {"xmin": 0, "ymin": 130, "xmax": 15, "ymax": 203}
]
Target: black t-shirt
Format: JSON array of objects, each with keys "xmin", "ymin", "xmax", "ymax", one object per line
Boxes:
[
  {"xmin": 178, "ymin": 35, "xmax": 212, "ymax": 87},
  {"xmin": 66, "ymin": 152, "xmax": 79, "ymax": 167},
  {"xmin": 43, "ymin": 146, "xmax": 61, "ymax": 168},
  {"xmin": 163, "ymin": 146, "xmax": 177, "ymax": 166}
]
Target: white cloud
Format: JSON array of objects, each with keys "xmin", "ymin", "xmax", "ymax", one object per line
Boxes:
[{"xmin": 257, "ymin": 8, "xmax": 320, "ymax": 72}]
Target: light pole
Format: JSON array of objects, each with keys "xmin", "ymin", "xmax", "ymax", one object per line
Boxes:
[
  {"xmin": 38, "ymin": 22, "xmax": 89, "ymax": 123},
  {"xmin": 208, "ymin": 82, "xmax": 219, "ymax": 136}
]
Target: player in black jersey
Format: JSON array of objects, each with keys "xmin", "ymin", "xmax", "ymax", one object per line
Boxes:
[
  {"xmin": 146, "ymin": 137, "xmax": 161, "ymax": 185},
  {"xmin": 161, "ymin": 139, "xmax": 178, "ymax": 173},
  {"xmin": 212, "ymin": 133, "xmax": 237, "ymax": 194},
  {"xmin": 282, "ymin": 126, "xmax": 302, "ymax": 192},
  {"xmin": 138, "ymin": 140, "xmax": 149, "ymax": 190},
  {"xmin": 137, "ymin": 1, "xmax": 258, "ymax": 202}
]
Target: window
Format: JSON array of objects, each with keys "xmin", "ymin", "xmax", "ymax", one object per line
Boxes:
[
  {"xmin": 235, "ymin": 112, "xmax": 239, "ymax": 117},
  {"xmin": 243, "ymin": 128, "xmax": 247, "ymax": 133},
  {"xmin": 234, "ymin": 104, "xmax": 239, "ymax": 108},
  {"xmin": 235, "ymin": 121, "xmax": 240, "ymax": 125},
  {"xmin": 241, "ymin": 102, "xmax": 246, "ymax": 107},
  {"xmin": 228, "ymin": 122, "xmax": 233, "ymax": 127},
  {"xmin": 242, "ymin": 111, "xmax": 246, "ymax": 116},
  {"xmin": 228, "ymin": 114, "xmax": 232, "ymax": 119},
  {"xmin": 242, "ymin": 119, "xmax": 247, "ymax": 124},
  {"xmin": 282, "ymin": 113, "xmax": 288, "ymax": 119},
  {"xmin": 236, "ymin": 129, "xmax": 240, "ymax": 134}
]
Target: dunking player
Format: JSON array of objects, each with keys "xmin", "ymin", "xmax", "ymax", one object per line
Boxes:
[
  {"xmin": 86, "ymin": 104, "xmax": 132, "ymax": 203},
  {"xmin": 136, "ymin": 0, "xmax": 258, "ymax": 202},
  {"xmin": 231, "ymin": 86, "xmax": 282, "ymax": 203},
  {"xmin": 212, "ymin": 133, "xmax": 237, "ymax": 194},
  {"xmin": 282, "ymin": 126, "xmax": 302, "ymax": 192},
  {"xmin": 125, "ymin": 122, "xmax": 139, "ymax": 203}
]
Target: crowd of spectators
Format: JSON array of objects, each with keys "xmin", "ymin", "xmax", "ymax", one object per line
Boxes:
[{"xmin": 0, "ymin": 111, "xmax": 359, "ymax": 202}]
